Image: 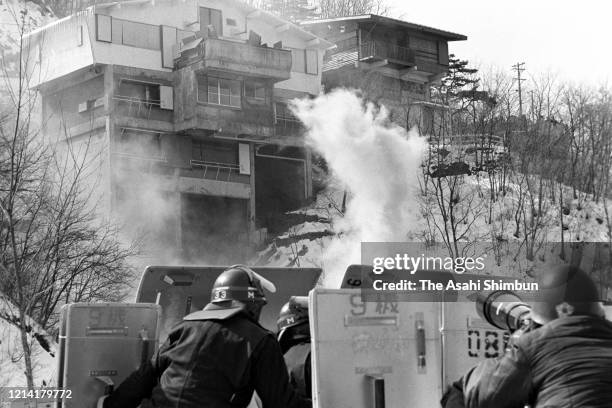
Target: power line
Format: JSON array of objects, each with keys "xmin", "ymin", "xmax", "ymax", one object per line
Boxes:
[{"xmin": 512, "ymin": 62, "xmax": 526, "ymax": 118}]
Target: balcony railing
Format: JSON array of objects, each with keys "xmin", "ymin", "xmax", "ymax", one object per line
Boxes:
[
  {"xmin": 187, "ymin": 159, "xmax": 249, "ymax": 184},
  {"xmin": 359, "ymin": 41, "xmax": 416, "ymax": 66},
  {"xmin": 113, "ymin": 96, "xmax": 173, "ymax": 122},
  {"xmin": 274, "ymin": 113, "xmax": 303, "ymax": 136},
  {"xmin": 182, "ymin": 38, "xmax": 292, "ymax": 80},
  {"xmin": 113, "ymin": 152, "xmax": 173, "ymax": 175}
]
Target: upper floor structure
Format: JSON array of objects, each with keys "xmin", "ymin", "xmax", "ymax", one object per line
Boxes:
[{"xmin": 302, "ymin": 14, "xmax": 466, "ymax": 131}]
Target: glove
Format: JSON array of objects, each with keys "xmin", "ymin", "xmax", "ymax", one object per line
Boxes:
[{"xmin": 97, "ymin": 395, "xmax": 108, "ymax": 408}]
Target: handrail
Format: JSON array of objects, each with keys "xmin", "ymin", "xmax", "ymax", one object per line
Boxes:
[
  {"xmin": 190, "ymin": 159, "xmax": 239, "ymax": 170},
  {"xmin": 360, "ymin": 41, "xmax": 415, "ymax": 63},
  {"xmin": 113, "ymin": 152, "xmax": 167, "ymax": 163},
  {"xmin": 114, "ymin": 95, "xmax": 161, "ymax": 105},
  {"xmin": 189, "ymin": 159, "xmax": 243, "ymax": 182}
]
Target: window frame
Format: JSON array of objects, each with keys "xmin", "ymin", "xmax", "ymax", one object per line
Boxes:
[
  {"xmin": 199, "ymin": 76, "xmax": 242, "ymax": 108},
  {"xmin": 116, "ymin": 79, "xmax": 162, "ymax": 107},
  {"xmin": 244, "ymin": 81, "xmax": 266, "ymax": 102}
]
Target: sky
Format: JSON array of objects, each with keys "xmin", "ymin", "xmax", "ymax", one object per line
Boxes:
[{"xmin": 387, "ymin": 0, "xmax": 611, "ymax": 87}]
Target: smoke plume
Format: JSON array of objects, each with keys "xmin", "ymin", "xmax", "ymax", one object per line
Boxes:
[{"xmin": 291, "ymin": 89, "xmax": 427, "ymax": 287}]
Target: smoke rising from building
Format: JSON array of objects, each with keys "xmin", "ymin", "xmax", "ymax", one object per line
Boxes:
[{"xmin": 291, "ymin": 89, "xmax": 428, "ymax": 287}]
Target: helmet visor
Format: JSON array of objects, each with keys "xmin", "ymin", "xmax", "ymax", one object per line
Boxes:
[{"xmin": 229, "ymin": 264, "xmax": 277, "ymax": 293}]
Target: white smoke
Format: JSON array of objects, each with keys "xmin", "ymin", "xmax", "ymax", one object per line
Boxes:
[{"xmin": 291, "ymin": 89, "xmax": 428, "ymax": 287}]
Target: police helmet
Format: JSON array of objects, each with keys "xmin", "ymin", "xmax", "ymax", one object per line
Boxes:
[
  {"xmin": 277, "ymin": 297, "xmax": 310, "ymax": 348},
  {"xmin": 530, "ymin": 265, "xmax": 603, "ymax": 325},
  {"xmin": 184, "ymin": 265, "xmax": 276, "ymax": 321}
]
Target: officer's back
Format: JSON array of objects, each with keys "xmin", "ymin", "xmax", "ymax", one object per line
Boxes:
[{"xmin": 102, "ymin": 265, "xmax": 310, "ymax": 408}]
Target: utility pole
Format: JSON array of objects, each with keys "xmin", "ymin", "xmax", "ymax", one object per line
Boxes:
[{"xmin": 512, "ymin": 62, "xmax": 526, "ymax": 118}]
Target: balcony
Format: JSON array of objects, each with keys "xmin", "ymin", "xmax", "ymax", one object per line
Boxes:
[
  {"xmin": 359, "ymin": 41, "xmax": 416, "ymax": 67},
  {"xmin": 113, "ymin": 96, "xmax": 174, "ymax": 122},
  {"xmin": 274, "ymin": 111, "xmax": 303, "ymax": 138},
  {"xmin": 112, "ymin": 152, "xmax": 173, "ymax": 175},
  {"xmin": 182, "ymin": 160, "xmax": 250, "ymax": 184},
  {"xmin": 178, "ymin": 38, "xmax": 292, "ymax": 81}
]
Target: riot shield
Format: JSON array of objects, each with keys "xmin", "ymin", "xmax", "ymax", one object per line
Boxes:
[
  {"xmin": 56, "ymin": 303, "xmax": 160, "ymax": 407},
  {"xmin": 310, "ymin": 288, "xmax": 442, "ymax": 408},
  {"xmin": 135, "ymin": 266, "xmax": 321, "ymax": 343}
]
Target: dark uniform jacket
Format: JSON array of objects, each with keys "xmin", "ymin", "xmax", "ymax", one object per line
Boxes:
[
  {"xmin": 463, "ymin": 316, "xmax": 612, "ymax": 408},
  {"xmin": 104, "ymin": 314, "xmax": 311, "ymax": 408},
  {"xmin": 283, "ymin": 342, "xmax": 311, "ymax": 398}
]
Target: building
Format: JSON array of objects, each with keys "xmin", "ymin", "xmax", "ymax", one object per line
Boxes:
[
  {"xmin": 301, "ymin": 15, "xmax": 466, "ymax": 135},
  {"xmin": 26, "ymin": 0, "xmax": 332, "ymax": 264}
]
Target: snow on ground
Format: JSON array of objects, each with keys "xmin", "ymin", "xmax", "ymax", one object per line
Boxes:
[
  {"xmin": 0, "ymin": 0, "xmax": 54, "ymax": 75},
  {"xmin": 0, "ymin": 297, "xmax": 57, "ymax": 388},
  {"xmin": 253, "ymin": 173, "xmax": 612, "ymax": 287}
]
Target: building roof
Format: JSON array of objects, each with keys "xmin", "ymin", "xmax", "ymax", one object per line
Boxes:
[
  {"xmin": 301, "ymin": 14, "xmax": 467, "ymax": 41},
  {"xmin": 90, "ymin": 0, "xmax": 333, "ymax": 49}
]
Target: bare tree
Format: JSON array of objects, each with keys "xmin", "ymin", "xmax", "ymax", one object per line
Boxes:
[
  {"xmin": 317, "ymin": 0, "xmax": 389, "ymax": 18},
  {"xmin": 0, "ymin": 6, "xmax": 135, "ymax": 388}
]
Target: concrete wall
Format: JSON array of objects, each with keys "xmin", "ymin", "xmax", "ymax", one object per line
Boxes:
[
  {"xmin": 42, "ymin": 73, "xmax": 105, "ymax": 137},
  {"xmin": 28, "ymin": 11, "xmax": 95, "ymax": 86},
  {"xmin": 91, "ymin": 0, "xmax": 325, "ymax": 95},
  {"xmin": 323, "ymin": 69, "xmax": 428, "ymax": 129}
]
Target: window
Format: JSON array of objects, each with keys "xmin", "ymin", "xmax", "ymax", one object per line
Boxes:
[
  {"xmin": 96, "ymin": 14, "xmax": 112, "ymax": 42},
  {"xmin": 275, "ymin": 102, "xmax": 302, "ymax": 134},
  {"xmin": 290, "ymin": 48, "xmax": 305, "ymax": 73},
  {"xmin": 200, "ymin": 7, "xmax": 223, "ymax": 36},
  {"xmin": 245, "ymin": 81, "xmax": 266, "ymax": 101},
  {"xmin": 290, "ymin": 48, "xmax": 318, "ymax": 75},
  {"xmin": 78, "ymin": 25, "xmax": 84, "ymax": 46},
  {"xmin": 119, "ymin": 130, "xmax": 163, "ymax": 159},
  {"xmin": 306, "ymin": 49, "xmax": 318, "ymax": 75},
  {"xmin": 192, "ymin": 140, "xmax": 238, "ymax": 164},
  {"xmin": 117, "ymin": 80, "xmax": 161, "ymax": 106},
  {"xmin": 199, "ymin": 77, "xmax": 241, "ymax": 108}
]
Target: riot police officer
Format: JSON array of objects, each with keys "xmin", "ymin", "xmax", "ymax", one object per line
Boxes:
[
  {"xmin": 447, "ymin": 265, "xmax": 612, "ymax": 408},
  {"xmin": 100, "ymin": 265, "xmax": 311, "ymax": 408},
  {"xmin": 277, "ymin": 297, "xmax": 312, "ymax": 399}
]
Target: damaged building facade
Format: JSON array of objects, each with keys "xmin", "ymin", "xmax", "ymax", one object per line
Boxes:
[
  {"xmin": 27, "ymin": 3, "xmax": 464, "ymax": 264},
  {"xmin": 302, "ymin": 15, "xmax": 466, "ymax": 136},
  {"xmin": 27, "ymin": 0, "xmax": 331, "ymax": 263}
]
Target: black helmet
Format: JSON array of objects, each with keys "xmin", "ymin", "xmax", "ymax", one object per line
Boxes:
[
  {"xmin": 184, "ymin": 265, "xmax": 276, "ymax": 321},
  {"xmin": 530, "ymin": 265, "xmax": 603, "ymax": 324},
  {"xmin": 277, "ymin": 297, "xmax": 310, "ymax": 349}
]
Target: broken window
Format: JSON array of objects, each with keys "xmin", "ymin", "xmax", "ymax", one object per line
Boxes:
[
  {"xmin": 191, "ymin": 139, "xmax": 238, "ymax": 165},
  {"xmin": 245, "ymin": 81, "xmax": 266, "ymax": 101},
  {"xmin": 118, "ymin": 129, "xmax": 163, "ymax": 159},
  {"xmin": 200, "ymin": 7, "xmax": 223, "ymax": 37},
  {"xmin": 117, "ymin": 80, "xmax": 161, "ymax": 106}
]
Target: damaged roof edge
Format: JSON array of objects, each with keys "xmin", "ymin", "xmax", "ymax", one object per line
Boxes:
[
  {"xmin": 300, "ymin": 14, "xmax": 467, "ymax": 41},
  {"xmin": 90, "ymin": 0, "xmax": 334, "ymax": 49}
]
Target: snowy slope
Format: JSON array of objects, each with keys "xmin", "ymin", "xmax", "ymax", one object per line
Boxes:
[
  {"xmin": 0, "ymin": 0, "xmax": 57, "ymax": 389},
  {"xmin": 253, "ymin": 175, "xmax": 611, "ymax": 286},
  {"xmin": 0, "ymin": 0, "xmax": 55, "ymax": 75},
  {"xmin": 253, "ymin": 90, "xmax": 612, "ymax": 288},
  {"xmin": 0, "ymin": 298, "xmax": 57, "ymax": 388}
]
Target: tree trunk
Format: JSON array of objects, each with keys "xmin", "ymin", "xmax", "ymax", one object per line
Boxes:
[{"xmin": 18, "ymin": 308, "xmax": 35, "ymax": 389}]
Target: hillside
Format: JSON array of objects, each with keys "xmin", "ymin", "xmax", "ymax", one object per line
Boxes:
[
  {"xmin": 0, "ymin": 298, "xmax": 57, "ymax": 388},
  {"xmin": 0, "ymin": 0, "xmax": 54, "ymax": 75},
  {"xmin": 252, "ymin": 90, "xmax": 612, "ymax": 290}
]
